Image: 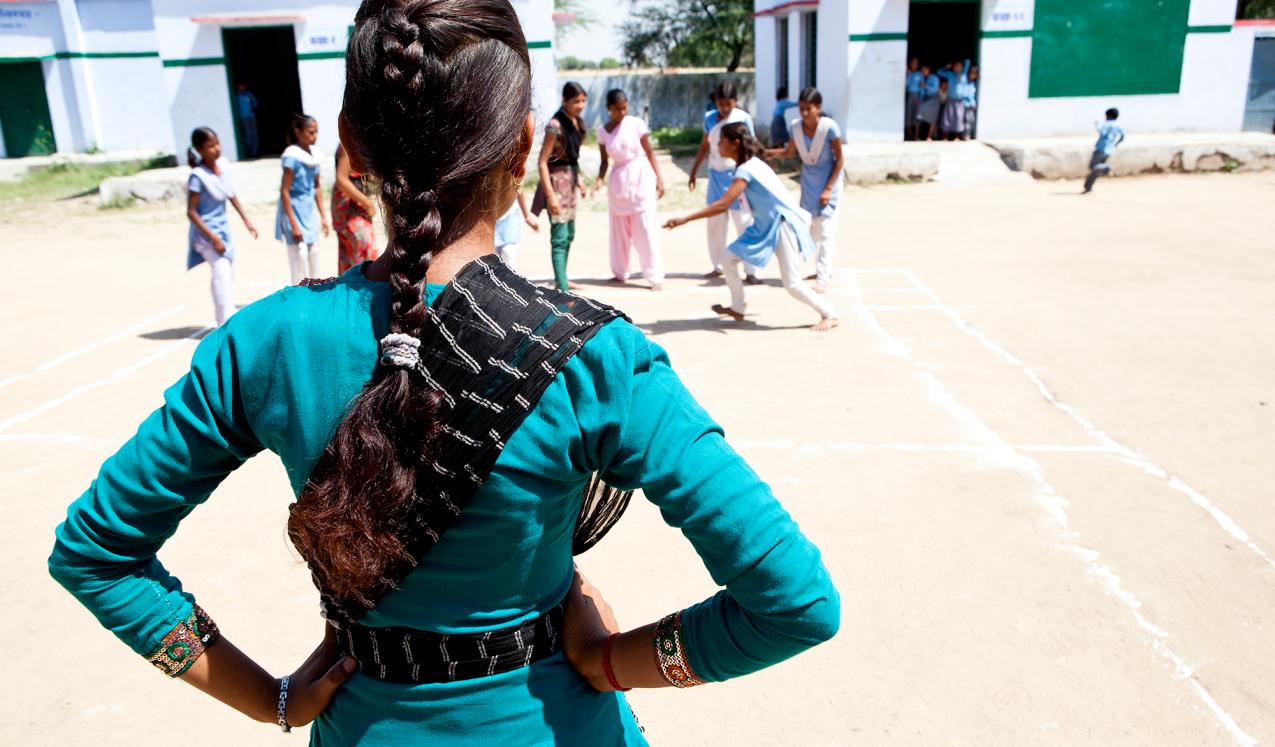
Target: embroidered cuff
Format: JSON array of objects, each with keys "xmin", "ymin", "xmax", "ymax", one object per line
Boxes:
[
  {"xmin": 146, "ymin": 605, "xmax": 220, "ymax": 678},
  {"xmin": 652, "ymin": 611, "xmax": 704, "ymax": 688}
]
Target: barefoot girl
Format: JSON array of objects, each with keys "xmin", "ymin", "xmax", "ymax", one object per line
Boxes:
[
  {"xmin": 332, "ymin": 143, "xmax": 379, "ymax": 274},
  {"xmin": 594, "ymin": 88, "xmax": 665, "ymax": 290},
  {"xmin": 276, "ymin": 114, "xmax": 330, "ymax": 284},
  {"xmin": 51, "ymin": 1, "xmax": 838, "ymax": 742},
  {"xmin": 186, "ymin": 127, "xmax": 257, "ymax": 326},
  {"xmin": 532, "ymin": 81, "xmax": 588, "ymax": 290},
  {"xmin": 688, "ymin": 80, "xmax": 759, "ymax": 283},
  {"xmin": 667, "ymin": 122, "xmax": 839, "ymax": 332},
  {"xmin": 493, "ymin": 187, "xmax": 538, "ymax": 271},
  {"xmin": 766, "ymin": 87, "xmax": 844, "ymax": 291}
]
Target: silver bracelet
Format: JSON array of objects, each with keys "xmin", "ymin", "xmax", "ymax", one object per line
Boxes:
[{"xmin": 277, "ymin": 675, "xmax": 292, "ymax": 733}]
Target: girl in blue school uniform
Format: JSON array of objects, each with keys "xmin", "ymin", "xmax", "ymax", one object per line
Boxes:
[
  {"xmin": 276, "ymin": 113, "xmax": 330, "ymax": 284},
  {"xmin": 185, "ymin": 127, "xmax": 257, "ymax": 327},
  {"xmin": 766, "ymin": 86, "xmax": 845, "ymax": 292},
  {"xmin": 687, "ymin": 80, "xmax": 760, "ymax": 283},
  {"xmin": 50, "ymin": 3, "xmax": 839, "ymax": 744},
  {"xmin": 916, "ymin": 64, "xmax": 942, "ymax": 141},
  {"xmin": 904, "ymin": 57, "xmax": 924, "ymax": 141},
  {"xmin": 667, "ymin": 122, "xmax": 839, "ymax": 332}
]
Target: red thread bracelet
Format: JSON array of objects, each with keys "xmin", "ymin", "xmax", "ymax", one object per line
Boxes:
[{"xmin": 601, "ymin": 632, "xmax": 630, "ymax": 692}]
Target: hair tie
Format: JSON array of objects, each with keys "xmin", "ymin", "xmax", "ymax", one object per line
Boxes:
[{"xmin": 379, "ymin": 333, "xmax": 421, "ymax": 369}]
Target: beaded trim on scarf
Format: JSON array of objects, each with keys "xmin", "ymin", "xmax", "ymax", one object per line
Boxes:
[
  {"xmin": 146, "ymin": 605, "xmax": 220, "ymax": 677},
  {"xmin": 652, "ymin": 611, "xmax": 704, "ymax": 688}
]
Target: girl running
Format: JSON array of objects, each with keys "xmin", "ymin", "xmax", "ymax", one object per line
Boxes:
[
  {"xmin": 532, "ymin": 81, "xmax": 588, "ymax": 290},
  {"xmin": 276, "ymin": 114, "xmax": 330, "ymax": 284},
  {"xmin": 594, "ymin": 88, "xmax": 666, "ymax": 290},
  {"xmin": 766, "ymin": 87, "xmax": 844, "ymax": 291},
  {"xmin": 332, "ymin": 143, "xmax": 379, "ymax": 274},
  {"xmin": 688, "ymin": 80, "xmax": 759, "ymax": 284},
  {"xmin": 666, "ymin": 122, "xmax": 838, "ymax": 332},
  {"xmin": 493, "ymin": 187, "xmax": 538, "ymax": 272},
  {"xmin": 185, "ymin": 127, "xmax": 257, "ymax": 327}
]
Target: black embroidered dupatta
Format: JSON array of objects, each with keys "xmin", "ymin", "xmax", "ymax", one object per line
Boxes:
[{"xmin": 317, "ymin": 256, "xmax": 633, "ymax": 625}]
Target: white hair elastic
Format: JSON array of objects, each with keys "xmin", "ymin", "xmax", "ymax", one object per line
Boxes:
[{"xmin": 379, "ymin": 333, "xmax": 422, "ymax": 369}]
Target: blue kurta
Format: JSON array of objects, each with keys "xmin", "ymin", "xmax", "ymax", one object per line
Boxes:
[
  {"xmin": 493, "ymin": 201, "xmax": 522, "ymax": 248},
  {"xmin": 186, "ymin": 160, "xmax": 235, "ymax": 269},
  {"xmin": 791, "ymin": 118, "xmax": 843, "ymax": 218},
  {"xmin": 49, "ymin": 261, "xmax": 839, "ymax": 745},
  {"xmin": 727, "ymin": 158, "xmax": 816, "ymax": 267},
  {"xmin": 704, "ymin": 108, "xmax": 754, "ymax": 212},
  {"xmin": 275, "ymin": 145, "xmax": 322, "ymax": 245}
]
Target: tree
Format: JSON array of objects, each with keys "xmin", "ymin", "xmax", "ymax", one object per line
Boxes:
[
  {"xmin": 554, "ymin": 0, "xmax": 598, "ymax": 45},
  {"xmin": 599, "ymin": 57, "xmax": 622, "ymax": 70},
  {"xmin": 1237, "ymin": 0, "xmax": 1275, "ymax": 18},
  {"xmin": 620, "ymin": 0, "xmax": 754, "ymax": 72}
]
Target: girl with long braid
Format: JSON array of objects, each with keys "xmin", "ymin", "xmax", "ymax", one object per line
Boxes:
[
  {"xmin": 49, "ymin": 1, "xmax": 839, "ymax": 743},
  {"xmin": 666, "ymin": 122, "xmax": 840, "ymax": 332}
]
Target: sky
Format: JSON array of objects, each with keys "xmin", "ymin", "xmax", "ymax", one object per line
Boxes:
[{"xmin": 556, "ymin": 1, "xmax": 627, "ymax": 63}]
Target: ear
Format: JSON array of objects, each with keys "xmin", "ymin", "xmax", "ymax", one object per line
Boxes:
[
  {"xmin": 337, "ymin": 111, "xmax": 369, "ymax": 173},
  {"xmin": 510, "ymin": 112, "xmax": 535, "ymax": 181}
]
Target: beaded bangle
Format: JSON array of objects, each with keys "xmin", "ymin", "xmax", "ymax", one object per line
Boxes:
[
  {"xmin": 277, "ymin": 675, "xmax": 292, "ymax": 733},
  {"xmin": 601, "ymin": 633, "xmax": 630, "ymax": 692},
  {"xmin": 146, "ymin": 605, "xmax": 220, "ymax": 678},
  {"xmin": 651, "ymin": 612, "xmax": 704, "ymax": 688}
]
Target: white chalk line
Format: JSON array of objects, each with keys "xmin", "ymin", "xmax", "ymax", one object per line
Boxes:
[
  {"xmin": 0, "ymin": 325, "xmax": 212, "ymax": 434},
  {"xmin": 846, "ymin": 273, "xmax": 1257, "ymax": 746},
  {"xmin": 35, "ymin": 303, "xmax": 193, "ymax": 373},
  {"xmin": 898, "ymin": 269, "xmax": 1275, "ymax": 574},
  {"xmin": 733, "ymin": 439, "xmax": 1121, "ymax": 456},
  {"xmin": 0, "ymin": 432, "xmax": 93, "ymax": 444}
]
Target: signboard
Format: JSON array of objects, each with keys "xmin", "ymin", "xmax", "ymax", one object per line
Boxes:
[{"xmin": 983, "ymin": 0, "xmax": 1033, "ymax": 33}]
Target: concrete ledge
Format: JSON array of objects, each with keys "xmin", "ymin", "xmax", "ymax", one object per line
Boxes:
[
  {"xmin": 841, "ymin": 143, "xmax": 940, "ymax": 184},
  {"xmin": 100, "ymin": 169, "xmax": 186, "ymax": 204},
  {"xmin": 0, "ymin": 151, "xmax": 174, "ymax": 182},
  {"xmin": 985, "ymin": 132, "xmax": 1275, "ymax": 180}
]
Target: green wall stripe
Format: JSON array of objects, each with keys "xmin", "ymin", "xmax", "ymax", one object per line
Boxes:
[
  {"xmin": 526, "ymin": 40, "xmax": 552, "ymax": 49},
  {"xmin": 1187, "ymin": 24, "xmax": 1232, "ymax": 33},
  {"xmin": 849, "ymin": 32, "xmax": 908, "ymax": 42},
  {"xmin": 162, "ymin": 57, "xmax": 225, "ymax": 68},
  {"xmin": 296, "ymin": 51, "xmax": 345, "ymax": 61},
  {"xmin": 981, "ymin": 29, "xmax": 1032, "ymax": 38},
  {"xmin": 3, "ymin": 51, "xmax": 160, "ymax": 62},
  {"xmin": 0, "ymin": 55, "xmax": 54, "ymax": 63}
]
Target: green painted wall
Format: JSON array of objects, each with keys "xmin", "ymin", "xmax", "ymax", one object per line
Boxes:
[{"xmin": 1029, "ymin": 0, "xmax": 1191, "ymax": 98}]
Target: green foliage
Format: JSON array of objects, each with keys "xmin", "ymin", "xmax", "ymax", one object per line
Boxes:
[
  {"xmin": 1237, "ymin": 0, "xmax": 1275, "ymax": 18},
  {"xmin": 0, "ymin": 155, "xmax": 170, "ymax": 206},
  {"xmin": 650, "ymin": 126, "xmax": 703, "ymax": 147},
  {"xmin": 620, "ymin": 0, "xmax": 754, "ymax": 72},
  {"xmin": 557, "ymin": 55, "xmax": 596, "ymax": 70},
  {"xmin": 598, "ymin": 57, "xmax": 622, "ymax": 70}
]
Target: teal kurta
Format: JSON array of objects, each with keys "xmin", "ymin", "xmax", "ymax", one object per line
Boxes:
[{"xmin": 49, "ymin": 261, "xmax": 840, "ymax": 745}]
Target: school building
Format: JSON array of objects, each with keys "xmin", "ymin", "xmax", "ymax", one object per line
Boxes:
[
  {"xmin": 753, "ymin": 0, "xmax": 1274, "ymax": 142},
  {"xmin": 0, "ymin": 0, "xmax": 558, "ymax": 159}
]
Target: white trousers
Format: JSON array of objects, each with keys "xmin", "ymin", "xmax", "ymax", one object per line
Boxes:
[
  {"xmin": 707, "ymin": 209, "xmax": 758, "ymax": 276},
  {"xmin": 496, "ymin": 243, "xmax": 518, "ymax": 272},
  {"xmin": 610, "ymin": 211, "xmax": 665, "ymax": 285},
  {"xmin": 811, "ymin": 211, "xmax": 839, "ymax": 286},
  {"xmin": 723, "ymin": 221, "xmax": 837, "ymax": 319},
  {"xmin": 287, "ymin": 242, "xmax": 321, "ymax": 285},
  {"xmin": 193, "ymin": 242, "xmax": 235, "ymax": 327}
]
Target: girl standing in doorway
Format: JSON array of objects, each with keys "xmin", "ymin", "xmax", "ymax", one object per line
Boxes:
[
  {"xmin": 594, "ymin": 88, "xmax": 666, "ymax": 290},
  {"xmin": 688, "ymin": 80, "xmax": 759, "ymax": 284},
  {"xmin": 916, "ymin": 65, "xmax": 941, "ymax": 141},
  {"xmin": 186, "ymin": 127, "xmax": 257, "ymax": 327},
  {"xmin": 332, "ymin": 143, "xmax": 379, "ymax": 275},
  {"xmin": 666, "ymin": 122, "xmax": 839, "ymax": 332},
  {"xmin": 767, "ymin": 87, "xmax": 844, "ymax": 292},
  {"xmin": 532, "ymin": 81, "xmax": 588, "ymax": 290},
  {"xmin": 276, "ymin": 114, "xmax": 330, "ymax": 284},
  {"xmin": 904, "ymin": 58, "xmax": 923, "ymax": 141}
]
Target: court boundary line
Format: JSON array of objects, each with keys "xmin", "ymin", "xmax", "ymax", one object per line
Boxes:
[{"xmin": 847, "ymin": 271, "xmax": 1256, "ymax": 746}]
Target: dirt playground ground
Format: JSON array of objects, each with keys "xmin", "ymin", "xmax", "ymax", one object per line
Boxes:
[{"xmin": 1, "ymin": 167, "xmax": 1273, "ymax": 745}]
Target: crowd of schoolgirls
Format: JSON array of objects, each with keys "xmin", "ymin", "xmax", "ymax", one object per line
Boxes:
[{"xmin": 904, "ymin": 57, "xmax": 979, "ymax": 141}]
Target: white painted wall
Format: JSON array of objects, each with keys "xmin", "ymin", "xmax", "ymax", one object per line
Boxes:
[
  {"xmin": 0, "ymin": 2, "xmax": 61, "ymax": 57},
  {"xmin": 845, "ymin": 0, "xmax": 907, "ymax": 142},
  {"xmin": 816, "ymin": 0, "xmax": 850, "ymax": 134},
  {"xmin": 753, "ymin": 10, "xmax": 777, "ymax": 132}
]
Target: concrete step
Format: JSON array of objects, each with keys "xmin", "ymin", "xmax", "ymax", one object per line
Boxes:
[
  {"xmin": 985, "ymin": 132, "xmax": 1275, "ymax": 179},
  {"xmin": 931, "ymin": 141, "xmax": 1032, "ymax": 187}
]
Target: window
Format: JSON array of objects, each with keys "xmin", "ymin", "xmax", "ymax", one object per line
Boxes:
[
  {"xmin": 1029, "ymin": 0, "xmax": 1189, "ymax": 97},
  {"xmin": 802, "ymin": 11, "xmax": 818, "ymax": 89},
  {"xmin": 777, "ymin": 16, "xmax": 789, "ymax": 91}
]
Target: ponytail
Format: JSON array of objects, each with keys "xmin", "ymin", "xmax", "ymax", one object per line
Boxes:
[
  {"xmin": 188, "ymin": 126, "xmax": 216, "ymax": 167},
  {"xmin": 719, "ymin": 121, "xmax": 765, "ymax": 165}
]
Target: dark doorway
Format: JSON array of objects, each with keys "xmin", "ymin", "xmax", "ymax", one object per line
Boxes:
[
  {"xmin": 906, "ymin": 1, "xmax": 980, "ymax": 75},
  {"xmin": 222, "ymin": 26, "xmax": 303, "ymax": 158},
  {"xmin": 0, "ymin": 61, "xmax": 57, "ymax": 157}
]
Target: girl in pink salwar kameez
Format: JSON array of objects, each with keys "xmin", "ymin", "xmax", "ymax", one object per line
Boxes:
[{"xmin": 595, "ymin": 89, "xmax": 666, "ymax": 290}]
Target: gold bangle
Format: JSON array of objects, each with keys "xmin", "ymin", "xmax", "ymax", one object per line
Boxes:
[
  {"xmin": 146, "ymin": 605, "xmax": 220, "ymax": 677},
  {"xmin": 652, "ymin": 611, "xmax": 704, "ymax": 688}
]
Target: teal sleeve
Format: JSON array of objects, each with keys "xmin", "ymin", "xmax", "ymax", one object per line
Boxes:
[
  {"xmin": 587, "ymin": 323, "xmax": 840, "ymax": 682},
  {"xmin": 48, "ymin": 324, "xmax": 264, "ymax": 657}
]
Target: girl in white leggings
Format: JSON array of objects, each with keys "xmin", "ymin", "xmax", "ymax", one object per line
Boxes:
[
  {"xmin": 275, "ymin": 114, "xmax": 330, "ymax": 284},
  {"xmin": 665, "ymin": 122, "xmax": 838, "ymax": 332},
  {"xmin": 185, "ymin": 127, "xmax": 257, "ymax": 326}
]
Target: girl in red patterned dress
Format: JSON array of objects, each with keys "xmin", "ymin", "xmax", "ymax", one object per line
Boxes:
[{"xmin": 333, "ymin": 143, "xmax": 380, "ymax": 274}]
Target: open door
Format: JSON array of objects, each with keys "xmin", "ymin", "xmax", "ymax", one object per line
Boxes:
[
  {"xmin": 0, "ymin": 61, "xmax": 57, "ymax": 157},
  {"xmin": 222, "ymin": 26, "xmax": 304, "ymax": 158}
]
